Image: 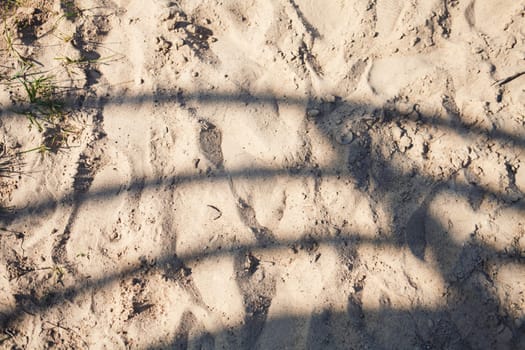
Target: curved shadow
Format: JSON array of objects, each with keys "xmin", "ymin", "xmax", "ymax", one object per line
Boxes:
[
  {"xmin": 1, "ymin": 92, "xmax": 523, "ymax": 223},
  {"xmin": 0, "ymin": 90, "xmax": 523, "ymax": 349}
]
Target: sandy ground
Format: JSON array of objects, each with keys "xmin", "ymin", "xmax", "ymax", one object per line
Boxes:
[{"xmin": 0, "ymin": 0, "xmax": 524, "ymax": 349}]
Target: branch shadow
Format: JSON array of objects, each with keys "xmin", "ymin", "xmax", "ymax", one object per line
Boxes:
[{"xmin": 0, "ymin": 90, "xmax": 524, "ymax": 349}]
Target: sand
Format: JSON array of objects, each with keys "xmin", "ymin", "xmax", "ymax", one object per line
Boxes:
[{"xmin": 0, "ymin": 0, "xmax": 524, "ymax": 348}]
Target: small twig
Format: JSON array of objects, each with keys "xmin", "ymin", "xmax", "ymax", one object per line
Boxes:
[
  {"xmin": 492, "ymin": 71, "xmax": 525, "ymax": 86},
  {"xmin": 207, "ymin": 204, "xmax": 222, "ymax": 220},
  {"xmin": 44, "ymin": 320, "xmax": 71, "ymax": 332}
]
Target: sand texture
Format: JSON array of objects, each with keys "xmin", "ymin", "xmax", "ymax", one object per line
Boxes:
[{"xmin": 0, "ymin": 0, "xmax": 524, "ymax": 349}]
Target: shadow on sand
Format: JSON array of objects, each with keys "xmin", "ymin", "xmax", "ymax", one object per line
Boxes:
[{"xmin": 0, "ymin": 90, "xmax": 524, "ymax": 349}]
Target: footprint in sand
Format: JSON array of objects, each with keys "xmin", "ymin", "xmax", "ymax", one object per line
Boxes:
[
  {"xmin": 199, "ymin": 120, "xmax": 224, "ymax": 170},
  {"xmin": 63, "ymin": 146, "xmax": 135, "ymax": 273}
]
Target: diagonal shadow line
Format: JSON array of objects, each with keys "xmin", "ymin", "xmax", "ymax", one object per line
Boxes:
[
  {"xmin": 3, "ymin": 163, "xmax": 523, "ymax": 225},
  {"xmin": 156, "ymin": 91, "xmax": 525, "ymax": 149},
  {"xmin": 1, "ymin": 91, "xmax": 524, "ymax": 149},
  {"xmin": 0, "ymin": 233, "xmax": 394, "ymax": 326},
  {"xmin": 0, "ymin": 223, "xmax": 519, "ymax": 332}
]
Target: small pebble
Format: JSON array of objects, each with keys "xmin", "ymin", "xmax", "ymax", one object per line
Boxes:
[
  {"xmin": 335, "ymin": 131, "xmax": 354, "ymax": 145},
  {"xmin": 307, "ymin": 109, "xmax": 320, "ymax": 118},
  {"xmin": 322, "ymin": 95, "xmax": 336, "ymax": 103}
]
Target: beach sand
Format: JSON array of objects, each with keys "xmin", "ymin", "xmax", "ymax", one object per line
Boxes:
[{"xmin": 0, "ymin": 1, "xmax": 524, "ymax": 348}]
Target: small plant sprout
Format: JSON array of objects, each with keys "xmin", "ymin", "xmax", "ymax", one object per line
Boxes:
[
  {"xmin": 60, "ymin": 0, "xmax": 82, "ymax": 21},
  {"xmin": 2, "ymin": 23, "xmax": 25, "ymax": 61},
  {"xmin": 11, "ymin": 70, "xmax": 81, "ymax": 154},
  {"xmin": 0, "ymin": 143, "xmax": 19, "ymax": 178}
]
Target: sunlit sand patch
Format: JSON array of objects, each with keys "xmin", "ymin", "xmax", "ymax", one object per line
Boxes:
[{"xmin": 359, "ymin": 244, "xmax": 447, "ymax": 311}]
